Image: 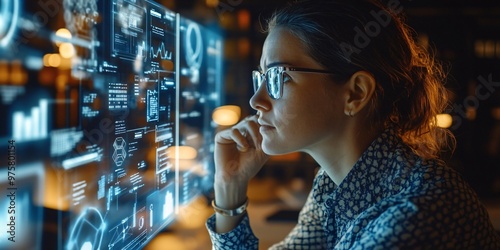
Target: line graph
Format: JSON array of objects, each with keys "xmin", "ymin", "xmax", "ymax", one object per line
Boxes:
[{"xmin": 150, "ymin": 42, "xmax": 172, "ymax": 60}]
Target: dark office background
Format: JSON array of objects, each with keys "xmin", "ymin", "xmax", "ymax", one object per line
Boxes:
[
  {"xmin": 162, "ymin": 0, "xmax": 500, "ymax": 199},
  {"xmin": 1, "ymin": 1, "xmax": 497, "ymax": 249}
]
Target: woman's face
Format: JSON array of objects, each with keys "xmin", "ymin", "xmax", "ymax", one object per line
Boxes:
[{"xmin": 250, "ymin": 27, "xmax": 348, "ymax": 155}]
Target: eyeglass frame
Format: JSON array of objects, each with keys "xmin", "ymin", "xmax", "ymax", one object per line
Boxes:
[{"xmin": 252, "ymin": 66, "xmax": 339, "ymax": 100}]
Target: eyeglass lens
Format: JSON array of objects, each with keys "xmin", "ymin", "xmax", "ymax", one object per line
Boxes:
[{"xmin": 252, "ymin": 67, "xmax": 283, "ymax": 99}]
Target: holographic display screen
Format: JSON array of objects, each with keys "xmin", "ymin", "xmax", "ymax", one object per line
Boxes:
[{"xmin": 0, "ymin": 0, "xmax": 223, "ymax": 249}]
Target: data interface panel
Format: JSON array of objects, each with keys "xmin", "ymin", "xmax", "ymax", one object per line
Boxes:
[{"xmin": 0, "ymin": 0, "xmax": 223, "ymax": 249}]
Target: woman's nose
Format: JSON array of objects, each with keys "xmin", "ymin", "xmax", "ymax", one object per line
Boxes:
[{"xmin": 249, "ymin": 82, "xmax": 271, "ymax": 113}]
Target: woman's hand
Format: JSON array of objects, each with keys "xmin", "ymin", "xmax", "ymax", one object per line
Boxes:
[
  {"xmin": 214, "ymin": 114, "xmax": 269, "ymax": 186},
  {"xmin": 212, "ymin": 114, "xmax": 269, "ymax": 232}
]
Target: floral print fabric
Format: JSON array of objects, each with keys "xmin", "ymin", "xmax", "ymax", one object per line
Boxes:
[{"xmin": 206, "ymin": 129, "xmax": 500, "ymax": 249}]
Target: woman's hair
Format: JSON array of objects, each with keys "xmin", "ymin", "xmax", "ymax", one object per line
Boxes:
[{"xmin": 266, "ymin": 0, "xmax": 454, "ymax": 160}]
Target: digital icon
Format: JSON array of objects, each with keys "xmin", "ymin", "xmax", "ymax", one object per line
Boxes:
[
  {"xmin": 185, "ymin": 22, "xmax": 203, "ymax": 83},
  {"xmin": 112, "ymin": 137, "xmax": 127, "ymax": 166},
  {"xmin": 12, "ymin": 99, "xmax": 48, "ymax": 142},
  {"xmin": 0, "ymin": 0, "xmax": 19, "ymax": 47},
  {"xmin": 66, "ymin": 207, "xmax": 105, "ymax": 250}
]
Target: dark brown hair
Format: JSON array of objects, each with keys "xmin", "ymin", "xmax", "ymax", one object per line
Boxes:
[{"xmin": 267, "ymin": 0, "xmax": 454, "ymax": 159}]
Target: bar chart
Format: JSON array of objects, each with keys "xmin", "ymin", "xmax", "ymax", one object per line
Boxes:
[{"xmin": 12, "ymin": 99, "xmax": 48, "ymax": 142}]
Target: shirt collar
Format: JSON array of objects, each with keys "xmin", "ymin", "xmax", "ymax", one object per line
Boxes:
[{"xmin": 314, "ymin": 127, "xmax": 403, "ymax": 218}]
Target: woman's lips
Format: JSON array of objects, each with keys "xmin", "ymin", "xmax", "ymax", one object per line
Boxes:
[
  {"xmin": 259, "ymin": 125, "xmax": 275, "ymax": 133},
  {"xmin": 258, "ymin": 119, "xmax": 275, "ymax": 133}
]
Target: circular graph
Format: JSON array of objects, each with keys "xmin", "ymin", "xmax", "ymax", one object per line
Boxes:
[
  {"xmin": 0, "ymin": 0, "xmax": 20, "ymax": 47},
  {"xmin": 185, "ymin": 22, "xmax": 203, "ymax": 70},
  {"xmin": 67, "ymin": 207, "xmax": 105, "ymax": 250}
]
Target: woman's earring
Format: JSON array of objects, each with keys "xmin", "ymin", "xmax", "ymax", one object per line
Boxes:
[{"xmin": 348, "ymin": 110, "xmax": 354, "ymax": 117}]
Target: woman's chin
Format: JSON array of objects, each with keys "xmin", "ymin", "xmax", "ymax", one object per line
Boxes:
[{"xmin": 261, "ymin": 141, "xmax": 292, "ymax": 156}]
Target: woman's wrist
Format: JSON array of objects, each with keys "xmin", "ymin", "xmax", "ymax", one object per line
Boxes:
[{"xmin": 213, "ymin": 178, "xmax": 248, "ymax": 209}]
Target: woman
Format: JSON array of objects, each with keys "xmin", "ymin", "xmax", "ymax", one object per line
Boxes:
[{"xmin": 206, "ymin": 0, "xmax": 500, "ymax": 249}]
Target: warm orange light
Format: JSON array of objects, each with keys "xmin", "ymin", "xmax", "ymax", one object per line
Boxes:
[
  {"xmin": 55, "ymin": 28, "xmax": 72, "ymax": 46},
  {"xmin": 492, "ymin": 107, "xmax": 500, "ymax": 121},
  {"xmin": 43, "ymin": 167, "xmax": 70, "ymax": 211},
  {"xmin": 10, "ymin": 70, "xmax": 25, "ymax": 85},
  {"xmin": 10, "ymin": 60, "xmax": 27, "ymax": 85},
  {"xmin": 56, "ymin": 74, "xmax": 67, "ymax": 89},
  {"xmin": 474, "ymin": 40, "xmax": 484, "ymax": 58},
  {"xmin": 205, "ymin": 0, "xmax": 219, "ymax": 8},
  {"xmin": 237, "ymin": 38, "xmax": 250, "ymax": 58},
  {"xmin": 59, "ymin": 57, "xmax": 72, "ymax": 70},
  {"xmin": 484, "ymin": 40, "xmax": 495, "ymax": 58},
  {"xmin": 466, "ymin": 107, "xmax": 476, "ymax": 121},
  {"xmin": 48, "ymin": 54, "xmax": 61, "ymax": 67},
  {"xmin": 0, "ymin": 60, "xmax": 9, "ymax": 84},
  {"xmin": 237, "ymin": 9, "xmax": 251, "ymax": 30},
  {"xmin": 168, "ymin": 146, "xmax": 198, "ymax": 160},
  {"xmin": 43, "ymin": 54, "xmax": 50, "ymax": 67},
  {"xmin": 212, "ymin": 105, "xmax": 241, "ymax": 126},
  {"xmin": 435, "ymin": 114, "xmax": 452, "ymax": 128},
  {"xmin": 59, "ymin": 42, "xmax": 75, "ymax": 58}
]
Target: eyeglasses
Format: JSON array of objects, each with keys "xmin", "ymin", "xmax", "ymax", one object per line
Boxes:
[{"xmin": 252, "ymin": 66, "xmax": 338, "ymax": 100}]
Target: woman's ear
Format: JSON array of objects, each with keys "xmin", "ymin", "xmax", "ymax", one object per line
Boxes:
[{"xmin": 343, "ymin": 71, "xmax": 376, "ymax": 117}]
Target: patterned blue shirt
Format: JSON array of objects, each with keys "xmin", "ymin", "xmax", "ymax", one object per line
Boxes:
[{"xmin": 206, "ymin": 129, "xmax": 500, "ymax": 249}]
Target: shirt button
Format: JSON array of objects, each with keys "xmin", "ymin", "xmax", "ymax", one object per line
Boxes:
[{"xmin": 325, "ymin": 199, "xmax": 333, "ymax": 208}]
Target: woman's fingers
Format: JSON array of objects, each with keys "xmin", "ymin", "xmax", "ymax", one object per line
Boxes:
[
  {"xmin": 215, "ymin": 115, "xmax": 261, "ymax": 152},
  {"xmin": 245, "ymin": 118, "xmax": 261, "ymax": 151},
  {"xmin": 216, "ymin": 128, "xmax": 248, "ymax": 149},
  {"xmin": 213, "ymin": 115, "xmax": 269, "ymax": 183},
  {"xmin": 230, "ymin": 128, "xmax": 250, "ymax": 152}
]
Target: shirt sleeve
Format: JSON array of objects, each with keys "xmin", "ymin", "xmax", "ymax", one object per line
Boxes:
[
  {"xmin": 206, "ymin": 213, "xmax": 259, "ymax": 250},
  {"xmin": 269, "ymin": 171, "xmax": 330, "ymax": 249},
  {"xmin": 206, "ymin": 170, "xmax": 331, "ymax": 250}
]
